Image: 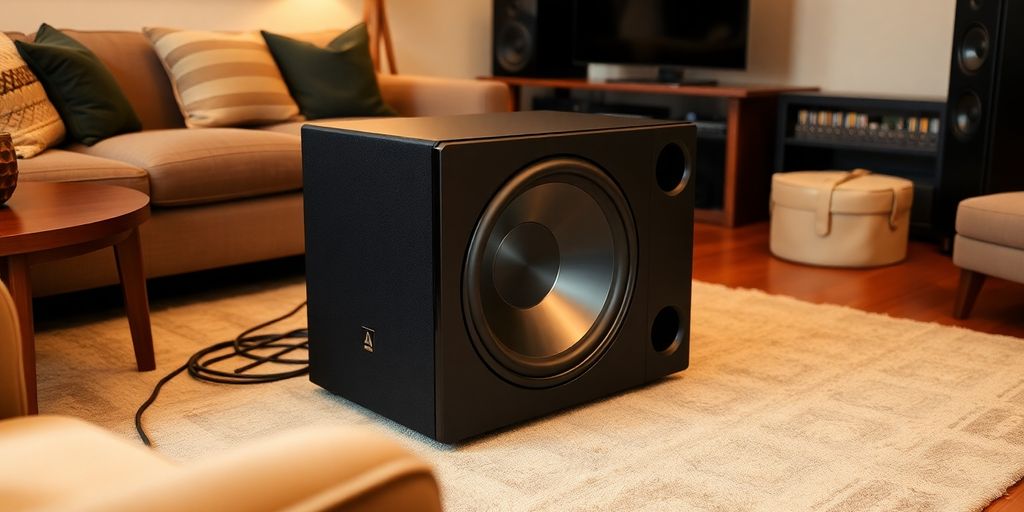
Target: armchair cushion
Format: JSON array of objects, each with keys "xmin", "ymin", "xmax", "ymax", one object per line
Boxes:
[{"xmin": 956, "ymin": 192, "xmax": 1024, "ymax": 250}]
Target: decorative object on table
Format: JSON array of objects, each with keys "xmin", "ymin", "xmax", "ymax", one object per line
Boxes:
[
  {"xmin": 14, "ymin": 24, "xmax": 141, "ymax": 145},
  {"xmin": 143, "ymin": 27, "xmax": 300, "ymax": 128},
  {"xmin": 0, "ymin": 34, "xmax": 65, "ymax": 158},
  {"xmin": 0, "ymin": 133, "xmax": 17, "ymax": 204},
  {"xmin": 952, "ymin": 192, "xmax": 1024, "ymax": 319},
  {"xmin": 363, "ymin": 0, "xmax": 397, "ymax": 74},
  {"xmin": 770, "ymin": 169, "xmax": 914, "ymax": 267},
  {"xmin": 262, "ymin": 24, "xmax": 395, "ymax": 119}
]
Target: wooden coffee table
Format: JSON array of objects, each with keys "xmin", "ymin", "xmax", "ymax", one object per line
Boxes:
[{"xmin": 0, "ymin": 181, "xmax": 155, "ymax": 413}]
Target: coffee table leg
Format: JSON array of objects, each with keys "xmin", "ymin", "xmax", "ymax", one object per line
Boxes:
[
  {"xmin": 114, "ymin": 229, "xmax": 155, "ymax": 372},
  {"xmin": 1, "ymin": 255, "xmax": 38, "ymax": 414}
]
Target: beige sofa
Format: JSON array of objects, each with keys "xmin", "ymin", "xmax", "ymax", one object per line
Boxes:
[{"xmin": 7, "ymin": 29, "xmax": 511, "ymax": 296}]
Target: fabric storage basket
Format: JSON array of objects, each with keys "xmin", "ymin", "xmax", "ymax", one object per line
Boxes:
[{"xmin": 770, "ymin": 169, "xmax": 914, "ymax": 267}]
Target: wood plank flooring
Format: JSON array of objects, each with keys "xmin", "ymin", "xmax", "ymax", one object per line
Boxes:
[
  {"xmin": 693, "ymin": 222, "xmax": 1024, "ymax": 339},
  {"xmin": 693, "ymin": 222, "xmax": 1024, "ymax": 511}
]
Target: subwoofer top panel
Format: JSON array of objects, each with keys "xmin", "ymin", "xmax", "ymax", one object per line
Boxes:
[{"xmin": 306, "ymin": 111, "xmax": 686, "ymax": 145}]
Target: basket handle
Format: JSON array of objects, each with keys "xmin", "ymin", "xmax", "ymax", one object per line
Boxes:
[{"xmin": 814, "ymin": 168, "xmax": 871, "ymax": 237}]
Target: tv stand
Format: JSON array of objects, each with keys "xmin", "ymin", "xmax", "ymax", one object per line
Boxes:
[
  {"xmin": 479, "ymin": 76, "xmax": 818, "ymax": 227},
  {"xmin": 606, "ymin": 67, "xmax": 718, "ymax": 87}
]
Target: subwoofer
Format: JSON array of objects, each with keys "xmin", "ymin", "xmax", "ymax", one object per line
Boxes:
[
  {"xmin": 492, "ymin": 0, "xmax": 585, "ymax": 77},
  {"xmin": 938, "ymin": 0, "xmax": 1024, "ymax": 234},
  {"xmin": 302, "ymin": 111, "xmax": 694, "ymax": 443}
]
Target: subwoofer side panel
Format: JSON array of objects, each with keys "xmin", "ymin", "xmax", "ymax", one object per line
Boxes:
[
  {"xmin": 645, "ymin": 130, "xmax": 696, "ymax": 381},
  {"xmin": 302, "ymin": 126, "xmax": 438, "ymax": 438},
  {"xmin": 434, "ymin": 126, "xmax": 693, "ymax": 443}
]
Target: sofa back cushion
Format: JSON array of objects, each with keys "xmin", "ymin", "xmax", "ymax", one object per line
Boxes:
[{"xmin": 56, "ymin": 30, "xmax": 185, "ymax": 130}]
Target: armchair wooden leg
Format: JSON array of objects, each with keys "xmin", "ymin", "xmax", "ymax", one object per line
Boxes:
[{"xmin": 954, "ymin": 269, "xmax": 987, "ymax": 319}]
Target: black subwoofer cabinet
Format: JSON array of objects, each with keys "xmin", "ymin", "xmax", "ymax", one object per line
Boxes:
[{"xmin": 302, "ymin": 111, "xmax": 694, "ymax": 443}]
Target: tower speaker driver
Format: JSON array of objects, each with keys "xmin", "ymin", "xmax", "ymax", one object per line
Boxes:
[{"xmin": 302, "ymin": 111, "xmax": 694, "ymax": 443}]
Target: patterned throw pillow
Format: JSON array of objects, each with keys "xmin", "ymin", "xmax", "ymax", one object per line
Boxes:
[
  {"xmin": 143, "ymin": 28, "xmax": 300, "ymax": 128},
  {"xmin": 0, "ymin": 33, "xmax": 64, "ymax": 158}
]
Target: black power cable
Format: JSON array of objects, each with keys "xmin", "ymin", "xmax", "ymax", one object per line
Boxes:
[{"xmin": 134, "ymin": 301, "xmax": 310, "ymax": 447}]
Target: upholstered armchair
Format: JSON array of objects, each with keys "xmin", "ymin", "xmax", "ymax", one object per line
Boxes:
[
  {"xmin": 0, "ymin": 282, "xmax": 443, "ymax": 512},
  {"xmin": 953, "ymin": 192, "xmax": 1024, "ymax": 319}
]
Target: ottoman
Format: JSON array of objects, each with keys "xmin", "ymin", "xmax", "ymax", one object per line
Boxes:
[
  {"xmin": 952, "ymin": 192, "xmax": 1024, "ymax": 318},
  {"xmin": 770, "ymin": 169, "xmax": 914, "ymax": 267}
]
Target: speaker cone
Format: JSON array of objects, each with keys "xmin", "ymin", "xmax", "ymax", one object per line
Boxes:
[
  {"xmin": 953, "ymin": 90, "xmax": 983, "ymax": 140},
  {"xmin": 959, "ymin": 25, "xmax": 990, "ymax": 73},
  {"xmin": 463, "ymin": 157, "xmax": 637, "ymax": 387},
  {"xmin": 496, "ymin": 20, "xmax": 533, "ymax": 73}
]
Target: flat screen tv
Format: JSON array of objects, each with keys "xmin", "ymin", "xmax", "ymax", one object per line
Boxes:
[{"xmin": 572, "ymin": 0, "xmax": 751, "ymax": 71}]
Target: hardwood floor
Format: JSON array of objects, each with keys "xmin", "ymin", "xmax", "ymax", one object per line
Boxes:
[
  {"xmin": 693, "ymin": 222, "xmax": 1024, "ymax": 511},
  {"xmin": 693, "ymin": 222, "xmax": 1024, "ymax": 338}
]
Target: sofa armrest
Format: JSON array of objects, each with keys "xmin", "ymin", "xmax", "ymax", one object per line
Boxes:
[{"xmin": 378, "ymin": 74, "xmax": 513, "ymax": 117}]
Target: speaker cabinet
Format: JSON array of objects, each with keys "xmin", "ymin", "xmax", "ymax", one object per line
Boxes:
[
  {"xmin": 492, "ymin": 0, "xmax": 585, "ymax": 77},
  {"xmin": 939, "ymin": 0, "xmax": 1024, "ymax": 233},
  {"xmin": 303, "ymin": 111, "xmax": 694, "ymax": 443}
]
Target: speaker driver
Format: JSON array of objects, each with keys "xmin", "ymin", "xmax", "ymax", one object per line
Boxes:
[
  {"xmin": 464, "ymin": 157, "xmax": 637, "ymax": 388},
  {"xmin": 496, "ymin": 21, "xmax": 533, "ymax": 73},
  {"xmin": 953, "ymin": 90, "xmax": 983, "ymax": 140},
  {"xmin": 959, "ymin": 25, "xmax": 990, "ymax": 73}
]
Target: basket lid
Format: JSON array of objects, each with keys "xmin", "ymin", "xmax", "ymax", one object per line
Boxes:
[
  {"xmin": 771, "ymin": 170, "xmax": 914, "ymax": 237},
  {"xmin": 772, "ymin": 171, "xmax": 914, "ymax": 215}
]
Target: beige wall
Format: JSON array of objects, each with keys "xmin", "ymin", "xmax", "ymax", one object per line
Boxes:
[{"xmin": 6, "ymin": 0, "xmax": 956, "ymax": 97}]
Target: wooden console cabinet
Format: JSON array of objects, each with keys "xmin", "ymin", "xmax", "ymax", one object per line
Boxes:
[{"xmin": 480, "ymin": 76, "xmax": 817, "ymax": 226}]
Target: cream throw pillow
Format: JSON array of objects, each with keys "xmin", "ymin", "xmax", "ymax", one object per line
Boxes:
[
  {"xmin": 143, "ymin": 28, "xmax": 300, "ymax": 128},
  {"xmin": 0, "ymin": 33, "xmax": 65, "ymax": 158}
]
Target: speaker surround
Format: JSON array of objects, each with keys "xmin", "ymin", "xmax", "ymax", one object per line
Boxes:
[
  {"xmin": 302, "ymin": 111, "xmax": 694, "ymax": 443},
  {"xmin": 938, "ymin": 0, "xmax": 1024, "ymax": 234}
]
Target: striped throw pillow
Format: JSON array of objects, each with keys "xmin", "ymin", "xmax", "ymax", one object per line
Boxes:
[
  {"xmin": 143, "ymin": 28, "xmax": 300, "ymax": 128},
  {"xmin": 0, "ymin": 33, "xmax": 65, "ymax": 158}
]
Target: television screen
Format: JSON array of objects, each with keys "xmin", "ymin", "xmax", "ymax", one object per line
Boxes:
[{"xmin": 572, "ymin": 0, "xmax": 751, "ymax": 70}]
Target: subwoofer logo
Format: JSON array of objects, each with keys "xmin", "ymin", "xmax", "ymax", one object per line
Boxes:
[{"xmin": 361, "ymin": 326, "xmax": 375, "ymax": 353}]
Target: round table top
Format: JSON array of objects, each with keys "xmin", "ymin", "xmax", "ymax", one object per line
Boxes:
[{"xmin": 0, "ymin": 181, "xmax": 150, "ymax": 256}]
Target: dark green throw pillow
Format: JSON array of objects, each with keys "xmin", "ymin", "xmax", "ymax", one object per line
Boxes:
[
  {"xmin": 262, "ymin": 24, "xmax": 395, "ymax": 120},
  {"xmin": 15, "ymin": 24, "xmax": 142, "ymax": 145}
]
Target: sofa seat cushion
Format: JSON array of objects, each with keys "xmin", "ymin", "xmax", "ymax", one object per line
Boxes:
[
  {"xmin": 16, "ymin": 148, "xmax": 149, "ymax": 194},
  {"xmin": 956, "ymin": 192, "xmax": 1024, "ymax": 250},
  {"xmin": 71, "ymin": 128, "xmax": 300, "ymax": 206}
]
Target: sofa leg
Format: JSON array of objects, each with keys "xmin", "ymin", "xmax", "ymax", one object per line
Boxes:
[{"xmin": 954, "ymin": 269, "xmax": 987, "ymax": 319}]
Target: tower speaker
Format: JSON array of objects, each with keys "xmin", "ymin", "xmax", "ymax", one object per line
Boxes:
[
  {"xmin": 939, "ymin": 0, "xmax": 1024, "ymax": 233},
  {"xmin": 302, "ymin": 111, "xmax": 694, "ymax": 443},
  {"xmin": 492, "ymin": 0, "xmax": 585, "ymax": 77}
]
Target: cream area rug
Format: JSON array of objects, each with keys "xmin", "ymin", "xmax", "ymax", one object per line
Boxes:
[{"xmin": 35, "ymin": 277, "xmax": 1024, "ymax": 511}]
